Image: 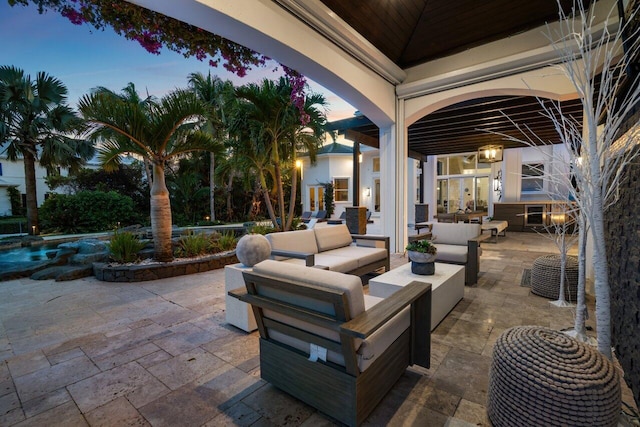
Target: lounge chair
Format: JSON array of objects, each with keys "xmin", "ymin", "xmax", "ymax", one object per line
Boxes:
[
  {"xmin": 229, "ymin": 260, "xmax": 431, "ymax": 426},
  {"xmin": 301, "ymin": 211, "xmax": 312, "ymax": 223},
  {"xmin": 326, "ymin": 211, "xmax": 346, "ymax": 224},
  {"xmin": 315, "ymin": 210, "xmax": 327, "ymax": 222}
]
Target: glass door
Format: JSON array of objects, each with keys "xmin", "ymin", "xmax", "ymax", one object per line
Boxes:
[{"xmin": 308, "ymin": 185, "xmax": 324, "ymax": 212}]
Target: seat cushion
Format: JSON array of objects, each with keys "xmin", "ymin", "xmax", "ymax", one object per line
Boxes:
[
  {"xmin": 431, "ymin": 223, "xmax": 481, "ymax": 245},
  {"xmin": 434, "ymin": 243, "xmax": 468, "ymax": 263},
  {"xmin": 265, "ymin": 294, "xmax": 410, "ymax": 372},
  {"xmin": 314, "ymin": 224, "xmax": 353, "ymax": 252},
  {"xmin": 312, "ymin": 254, "xmax": 359, "ymax": 273},
  {"xmin": 324, "ymin": 246, "xmax": 387, "ymax": 269}
]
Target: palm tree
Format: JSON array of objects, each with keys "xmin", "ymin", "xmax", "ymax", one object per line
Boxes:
[
  {"xmin": 187, "ymin": 72, "xmax": 235, "ymax": 222},
  {"xmin": 0, "ymin": 66, "xmax": 94, "ymax": 235},
  {"xmin": 78, "ymin": 86, "xmax": 221, "ymax": 261},
  {"xmin": 233, "ymin": 77, "xmax": 326, "ymax": 230}
]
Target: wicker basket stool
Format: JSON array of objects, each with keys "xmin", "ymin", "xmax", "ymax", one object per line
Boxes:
[
  {"xmin": 487, "ymin": 326, "xmax": 621, "ymax": 427},
  {"xmin": 530, "ymin": 254, "xmax": 578, "ymax": 300}
]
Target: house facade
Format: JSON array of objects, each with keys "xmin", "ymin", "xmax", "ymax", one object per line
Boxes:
[{"xmin": 0, "ymin": 155, "xmax": 56, "ymax": 217}]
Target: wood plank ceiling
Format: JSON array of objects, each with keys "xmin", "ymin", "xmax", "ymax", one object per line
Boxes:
[{"xmin": 316, "ymin": 0, "xmax": 594, "ymax": 157}]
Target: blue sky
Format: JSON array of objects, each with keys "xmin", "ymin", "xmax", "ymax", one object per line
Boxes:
[{"xmin": 0, "ymin": 2, "xmax": 355, "ymax": 121}]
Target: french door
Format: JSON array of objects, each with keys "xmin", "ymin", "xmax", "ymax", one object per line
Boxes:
[{"xmin": 308, "ymin": 185, "xmax": 324, "ymax": 212}]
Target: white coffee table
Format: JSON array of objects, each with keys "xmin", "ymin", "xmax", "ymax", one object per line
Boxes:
[{"xmin": 369, "ymin": 262, "xmax": 465, "ymax": 330}]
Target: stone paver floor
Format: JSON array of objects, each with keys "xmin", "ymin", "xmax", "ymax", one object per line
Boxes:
[{"xmin": 0, "ymin": 232, "xmax": 636, "ymax": 426}]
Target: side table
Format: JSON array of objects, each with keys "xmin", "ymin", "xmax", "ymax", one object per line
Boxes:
[{"xmin": 225, "ymin": 263, "xmax": 257, "ymax": 332}]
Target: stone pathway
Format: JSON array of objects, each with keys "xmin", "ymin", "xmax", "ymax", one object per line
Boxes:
[{"xmin": 0, "ymin": 232, "xmax": 635, "ymax": 426}]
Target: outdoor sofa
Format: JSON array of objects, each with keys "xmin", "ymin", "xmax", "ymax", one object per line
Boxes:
[
  {"xmin": 427, "ymin": 222, "xmax": 489, "ymax": 285},
  {"xmin": 265, "ymin": 224, "xmax": 390, "ymax": 277}
]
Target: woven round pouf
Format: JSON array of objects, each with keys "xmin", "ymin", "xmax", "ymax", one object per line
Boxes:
[
  {"xmin": 487, "ymin": 326, "xmax": 621, "ymax": 427},
  {"xmin": 531, "ymin": 254, "xmax": 578, "ymax": 300}
]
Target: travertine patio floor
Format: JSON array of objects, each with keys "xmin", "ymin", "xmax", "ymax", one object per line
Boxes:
[{"xmin": 0, "ymin": 232, "xmax": 635, "ymax": 426}]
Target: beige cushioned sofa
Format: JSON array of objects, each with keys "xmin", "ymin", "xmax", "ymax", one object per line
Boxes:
[{"xmin": 265, "ymin": 224, "xmax": 390, "ymax": 276}]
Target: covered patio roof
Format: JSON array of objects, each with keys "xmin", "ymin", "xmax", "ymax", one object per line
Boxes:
[{"xmin": 327, "ymin": 96, "xmax": 585, "ymax": 158}]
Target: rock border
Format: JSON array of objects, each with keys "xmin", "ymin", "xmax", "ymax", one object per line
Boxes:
[{"xmin": 93, "ymin": 252, "xmax": 239, "ymax": 282}]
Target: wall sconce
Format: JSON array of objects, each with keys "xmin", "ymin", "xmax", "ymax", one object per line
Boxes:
[
  {"xmin": 358, "ymin": 153, "xmax": 363, "ymax": 163},
  {"xmin": 478, "ymin": 145, "xmax": 503, "ymax": 163},
  {"xmin": 365, "ymin": 187, "xmax": 371, "ymax": 197},
  {"xmin": 493, "ymin": 178, "xmax": 500, "ymax": 192}
]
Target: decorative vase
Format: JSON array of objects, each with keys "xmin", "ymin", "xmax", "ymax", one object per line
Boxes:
[
  {"xmin": 236, "ymin": 234, "xmax": 271, "ymax": 267},
  {"xmin": 408, "ymin": 251, "xmax": 436, "ymax": 275}
]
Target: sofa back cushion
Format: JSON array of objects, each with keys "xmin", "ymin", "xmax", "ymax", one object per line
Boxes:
[
  {"xmin": 266, "ymin": 229, "xmax": 318, "ymax": 254},
  {"xmin": 314, "ymin": 224, "xmax": 353, "ymax": 252},
  {"xmin": 431, "ymin": 222, "xmax": 481, "ymax": 246},
  {"xmin": 251, "ymin": 260, "xmax": 365, "ymax": 319}
]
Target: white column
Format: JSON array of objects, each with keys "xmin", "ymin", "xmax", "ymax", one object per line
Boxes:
[{"xmin": 380, "ymin": 99, "xmax": 408, "ymax": 253}]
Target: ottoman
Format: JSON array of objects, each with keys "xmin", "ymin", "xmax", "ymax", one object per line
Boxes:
[{"xmin": 530, "ymin": 254, "xmax": 578, "ymax": 301}]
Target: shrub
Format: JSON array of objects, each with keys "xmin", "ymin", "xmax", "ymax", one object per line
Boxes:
[
  {"xmin": 175, "ymin": 232, "xmax": 212, "ymax": 257},
  {"xmin": 249, "ymin": 224, "xmax": 277, "ymax": 235},
  {"xmin": 40, "ymin": 191, "xmax": 142, "ymax": 233},
  {"xmin": 217, "ymin": 230, "xmax": 237, "ymax": 251},
  {"xmin": 108, "ymin": 231, "xmax": 147, "ymax": 263}
]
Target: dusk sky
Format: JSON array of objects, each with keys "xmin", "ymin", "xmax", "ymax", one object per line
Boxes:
[{"xmin": 0, "ymin": 2, "xmax": 356, "ymax": 122}]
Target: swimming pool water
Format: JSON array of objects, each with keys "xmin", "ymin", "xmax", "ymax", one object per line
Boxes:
[{"xmin": 0, "ymin": 243, "xmax": 60, "ymax": 263}]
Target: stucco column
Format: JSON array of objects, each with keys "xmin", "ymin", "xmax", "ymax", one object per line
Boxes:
[{"xmin": 380, "ymin": 99, "xmax": 408, "ymax": 253}]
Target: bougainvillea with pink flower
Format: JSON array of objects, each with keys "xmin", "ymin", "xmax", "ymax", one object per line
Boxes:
[{"xmin": 8, "ymin": 0, "xmax": 310, "ymax": 123}]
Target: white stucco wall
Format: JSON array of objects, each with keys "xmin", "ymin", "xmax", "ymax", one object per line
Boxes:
[{"xmin": 0, "ymin": 157, "xmax": 53, "ymax": 216}]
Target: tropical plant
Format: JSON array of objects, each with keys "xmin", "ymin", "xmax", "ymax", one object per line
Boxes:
[
  {"xmin": 188, "ymin": 72, "xmax": 235, "ymax": 222},
  {"xmin": 176, "ymin": 232, "xmax": 212, "ymax": 257},
  {"xmin": 78, "ymin": 84, "xmax": 222, "ymax": 261},
  {"xmin": 8, "ymin": 1, "xmax": 309, "ymax": 111},
  {"xmin": 6, "ymin": 186, "xmax": 23, "ymax": 216},
  {"xmin": 248, "ymin": 224, "xmax": 277, "ymax": 235},
  {"xmin": 405, "ymin": 240, "xmax": 437, "ymax": 255},
  {"xmin": 232, "ymin": 77, "xmax": 326, "ymax": 231},
  {"xmin": 108, "ymin": 230, "xmax": 148, "ymax": 264},
  {"xmin": 0, "ymin": 65, "xmax": 94, "ymax": 234},
  {"xmin": 216, "ymin": 230, "xmax": 237, "ymax": 251},
  {"xmin": 46, "ymin": 163, "xmax": 150, "ymax": 214},
  {"xmin": 322, "ymin": 181, "xmax": 335, "ymax": 218},
  {"xmin": 39, "ymin": 190, "xmax": 140, "ymax": 233}
]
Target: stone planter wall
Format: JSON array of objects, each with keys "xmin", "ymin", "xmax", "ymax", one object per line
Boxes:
[
  {"xmin": 94, "ymin": 252, "xmax": 238, "ymax": 282},
  {"xmin": 605, "ymin": 146, "xmax": 640, "ymax": 407}
]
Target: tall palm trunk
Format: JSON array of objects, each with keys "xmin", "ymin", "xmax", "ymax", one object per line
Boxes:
[
  {"xmin": 210, "ymin": 152, "xmax": 215, "ymax": 221},
  {"xmin": 226, "ymin": 173, "xmax": 234, "ymax": 221},
  {"xmin": 286, "ymin": 164, "xmax": 298, "ymax": 230},
  {"xmin": 143, "ymin": 158, "xmax": 153, "ymax": 190},
  {"xmin": 274, "ymin": 162, "xmax": 286, "ymax": 231},
  {"xmin": 23, "ymin": 149, "xmax": 39, "ymax": 235},
  {"xmin": 150, "ymin": 162, "xmax": 173, "ymax": 262}
]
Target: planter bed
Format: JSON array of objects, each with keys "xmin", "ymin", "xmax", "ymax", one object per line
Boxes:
[{"xmin": 94, "ymin": 251, "xmax": 238, "ymax": 282}]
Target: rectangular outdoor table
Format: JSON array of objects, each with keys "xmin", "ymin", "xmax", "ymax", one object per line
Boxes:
[{"xmin": 369, "ymin": 262, "xmax": 465, "ymax": 330}]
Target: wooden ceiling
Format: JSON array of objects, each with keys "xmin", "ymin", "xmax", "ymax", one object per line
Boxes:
[
  {"xmin": 329, "ymin": 96, "xmax": 584, "ymax": 158},
  {"xmin": 318, "ymin": 0, "xmax": 591, "ymax": 68},
  {"xmin": 316, "ymin": 1, "xmax": 593, "ymax": 156}
]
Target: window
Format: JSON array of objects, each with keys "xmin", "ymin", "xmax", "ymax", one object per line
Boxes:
[
  {"xmin": 372, "ymin": 157, "xmax": 380, "ymax": 172},
  {"xmin": 522, "ymin": 163, "xmax": 545, "ymax": 192},
  {"xmin": 334, "ymin": 178, "xmax": 349, "ymax": 202}
]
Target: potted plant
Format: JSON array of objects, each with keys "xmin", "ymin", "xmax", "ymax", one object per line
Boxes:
[{"xmin": 406, "ymin": 240, "xmax": 437, "ymax": 275}]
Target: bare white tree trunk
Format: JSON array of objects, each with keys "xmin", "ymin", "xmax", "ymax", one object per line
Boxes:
[{"xmin": 491, "ymin": 1, "xmax": 640, "ymax": 359}]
